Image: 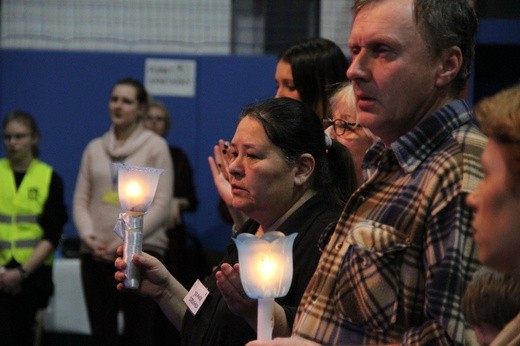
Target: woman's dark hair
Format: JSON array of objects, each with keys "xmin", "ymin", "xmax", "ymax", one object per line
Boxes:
[
  {"xmin": 279, "ymin": 37, "xmax": 349, "ymax": 120},
  {"xmin": 3, "ymin": 109, "xmax": 40, "ymax": 157},
  {"xmin": 112, "ymin": 77, "xmax": 149, "ymax": 111},
  {"xmin": 239, "ymin": 97, "xmax": 357, "ymax": 207}
]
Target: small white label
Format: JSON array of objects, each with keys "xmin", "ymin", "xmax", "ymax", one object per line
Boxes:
[
  {"xmin": 145, "ymin": 58, "xmax": 197, "ymax": 97},
  {"xmin": 183, "ymin": 279, "xmax": 209, "ymax": 315}
]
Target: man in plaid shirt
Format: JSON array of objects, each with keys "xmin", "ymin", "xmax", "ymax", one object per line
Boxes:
[{"xmin": 248, "ymin": 0, "xmax": 485, "ymax": 345}]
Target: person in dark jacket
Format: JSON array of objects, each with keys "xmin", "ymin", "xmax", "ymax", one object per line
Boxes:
[{"xmin": 114, "ymin": 97, "xmax": 357, "ymax": 345}]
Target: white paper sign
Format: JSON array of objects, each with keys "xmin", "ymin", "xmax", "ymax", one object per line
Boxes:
[
  {"xmin": 145, "ymin": 58, "xmax": 197, "ymax": 97},
  {"xmin": 183, "ymin": 279, "xmax": 209, "ymax": 315}
]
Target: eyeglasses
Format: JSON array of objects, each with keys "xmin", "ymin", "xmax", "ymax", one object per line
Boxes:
[
  {"xmin": 3, "ymin": 133, "xmax": 31, "ymax": 141},
  {"xmin": 323, "ymin": 118, "xmax": 359, "ymax": 136},
  {"xmin": 145, "ymin": 115, "xmax": 166, "ymax": 122}
]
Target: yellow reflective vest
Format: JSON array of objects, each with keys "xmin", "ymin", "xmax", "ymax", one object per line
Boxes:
[{"xmin": 0, "ymin": 158, "xmax": 53, "ymax": 266}]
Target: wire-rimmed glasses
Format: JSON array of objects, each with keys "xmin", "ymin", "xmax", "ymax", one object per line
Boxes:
[{"xmin": 323, "ymin": 118, "xmax": 359, "ymax": 136}]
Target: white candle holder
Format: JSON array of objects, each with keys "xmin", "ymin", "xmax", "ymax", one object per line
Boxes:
[
  {"xmin": 234, "ymin": 231, "xmax": 297, "ymax": 340},
  {"xmin": 115, "ymin": 163, "xmax": 163, "ymax": 289}
]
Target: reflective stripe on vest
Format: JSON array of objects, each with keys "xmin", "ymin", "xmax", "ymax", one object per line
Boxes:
[
  {"xmin": 0, "ymin": 214, "xmax": 38, "ymax": 223},
  {"xmin": 0, "ymin": 239, "xmax": 39, "ymax": 250}
]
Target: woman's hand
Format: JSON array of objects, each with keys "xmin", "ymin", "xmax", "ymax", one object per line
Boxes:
[
  {"xmin": 83, "ymin": 235, "xmax": 112, "ymax": 262},
  {"xmin": 114, "ymin": 245, "xmax": 171, "ymax": 300},
  {"xmin": 208, "ymin": 140, "xmax": 249, "ymax": 229},
  {"xmin": 208, "ymin": 139, "xmax": 233, "ymax": 206},
  {"xmin": 0, "ymin": 268, "xmax": 22, "ymax": 295},
  {"xmin": 94, "ymin": 239, "xmax": 122, "ymax": 262},
  {"xmin": 114, "ymin": 245, "xmax": 190, "ymax": 330},
  {"xmin": 216, "ymin": 263, "xmax": 257, "ymax": 323}
]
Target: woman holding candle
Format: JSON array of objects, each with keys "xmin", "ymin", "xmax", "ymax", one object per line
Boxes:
[
  {"xmin": 114, "ymin": 97, "xmax": 357, "ymax": 345},
  {"xmin": 73, "ymin": 77, "xmax": 173, "ymax": 345}
]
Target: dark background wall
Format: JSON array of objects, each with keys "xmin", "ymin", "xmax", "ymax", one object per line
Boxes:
[
  {"xmin": 0, "ymin": 49, "xmax": 277, "ymax": 252},
  {"xmin": 471, "ymin": 0, "xmax": 520, "ymax": 104}
]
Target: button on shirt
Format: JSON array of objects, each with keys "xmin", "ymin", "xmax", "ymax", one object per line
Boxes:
[{"xmin": 294, "ymin": 99, "xmax": 487, "ymax": 345}]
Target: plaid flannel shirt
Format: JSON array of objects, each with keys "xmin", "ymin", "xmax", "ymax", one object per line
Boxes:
[{"xmin": 294, "ymin": 99, "xmax": 486, "ymax": 345}]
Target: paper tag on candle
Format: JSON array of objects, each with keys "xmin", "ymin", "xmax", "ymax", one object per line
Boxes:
[
  {"xmin": 113, "ymin": 213, "xmax": 130, "ymax": 240},
  {"xmin": 183, "ymin": 279, "xmax": 209, "ymax": 315}
]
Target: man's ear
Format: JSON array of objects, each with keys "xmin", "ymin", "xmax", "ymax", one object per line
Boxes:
[
  {"xmin": 294, "ymin": 153, "xmax": 315, "ymax": 186},
  {"xmin": 435, "ymin": 46, "xmax": 463, "ymax": 87}
]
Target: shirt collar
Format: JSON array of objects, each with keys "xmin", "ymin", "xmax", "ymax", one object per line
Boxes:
[{"xmin": 368, "ymin": 99, "xmax": 474, "ymax": 174}]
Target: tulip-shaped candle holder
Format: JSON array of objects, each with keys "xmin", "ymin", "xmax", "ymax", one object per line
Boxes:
[
  {"xmin": 116, "ymin": 163, "xmax": 163, "ymax": 289},
  {"xmin": 234, "ymin": 231, "xmax": 297, "ymax": 340}
]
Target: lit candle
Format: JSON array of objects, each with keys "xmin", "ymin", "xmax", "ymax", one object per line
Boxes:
[
  {"xmin": 115, "ymin": 163, "xmax": 164, "ymax": 288},
  {"xmin": 125, "ymin": 180, "xmax": 142, "ymax": 199},
  {"xmin": 234, "ymin": 231, "xmax": 297, "ymax": 340},
  {"xmin": 117, "ymin": 163, "xmax": 164, "ymax": 214},
  {"xmin": 258, "ymin": 255, "xmax": 276, "ymax": 280}
]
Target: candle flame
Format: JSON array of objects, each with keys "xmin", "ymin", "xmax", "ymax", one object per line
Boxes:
[
  {"xmin": 125, "ymin": 181, "xmax": 142, "ymax": 198},
  {"xmin": 259, "ymin": 255, "xmax": 276, "ymax": 281}
]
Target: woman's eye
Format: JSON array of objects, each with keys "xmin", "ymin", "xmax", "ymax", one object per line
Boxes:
[{"xmin": 285, "ymin": 83, "xmax": 296, "ymax": 91}]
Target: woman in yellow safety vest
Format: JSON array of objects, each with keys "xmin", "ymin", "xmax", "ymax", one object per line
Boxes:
[{"xmin": 0, "ymin": 110, "xmax": 68, "ymax": 346}]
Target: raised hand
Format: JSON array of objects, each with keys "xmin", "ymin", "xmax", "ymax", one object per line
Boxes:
[{"xmin": 208, "ymin": 139, "xmax": 233, "ymax": 206}]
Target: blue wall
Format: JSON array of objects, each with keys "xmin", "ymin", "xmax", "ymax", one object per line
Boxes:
[{"xmin": 0, "ymin": 49, "xmax": 277, "ymax": 252}]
